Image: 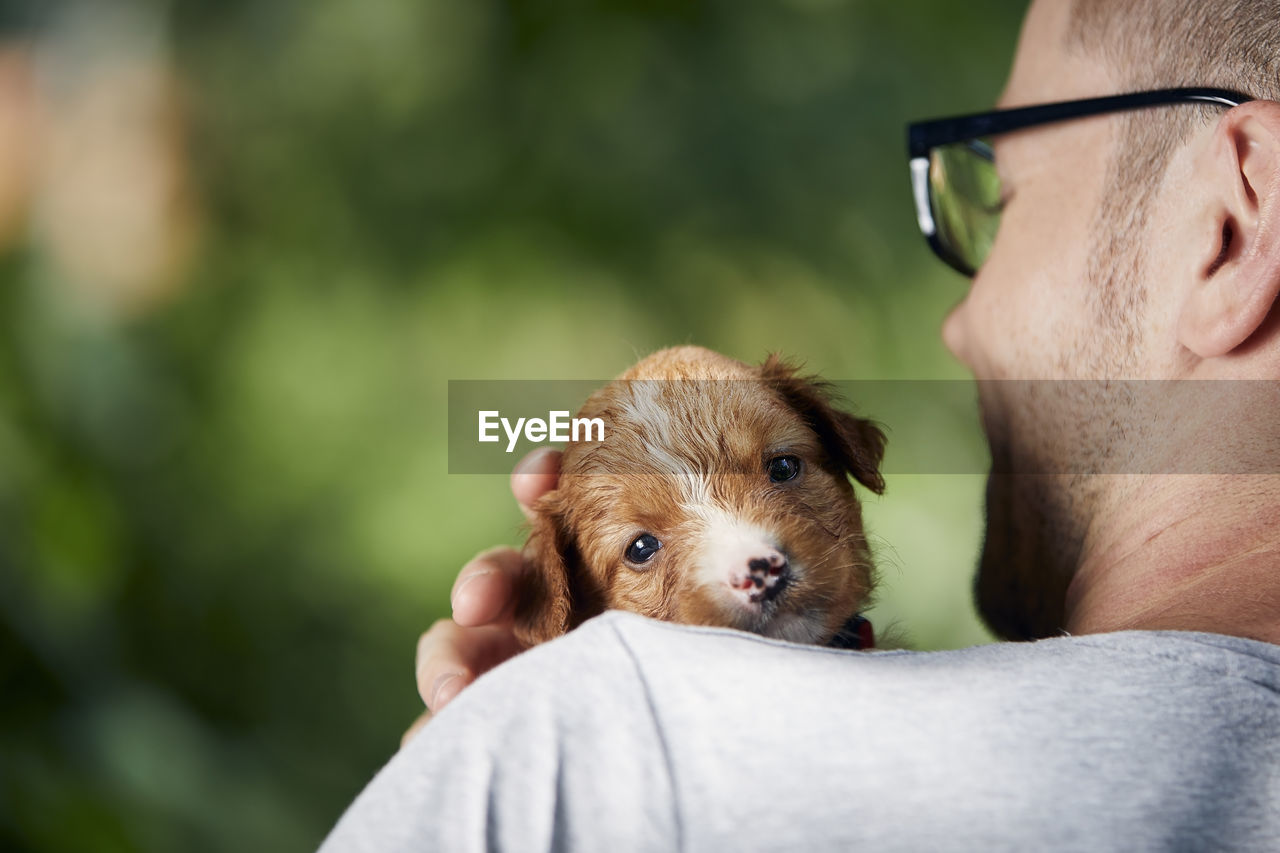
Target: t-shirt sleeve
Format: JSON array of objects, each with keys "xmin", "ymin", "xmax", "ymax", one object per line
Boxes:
[
  {"xmin": 319, "ymin": 613, "xmax": 1280, "ymax": 851},
  {"xmin": 318, "ymin": 614, "xmax": 679, "ymax": 853}
]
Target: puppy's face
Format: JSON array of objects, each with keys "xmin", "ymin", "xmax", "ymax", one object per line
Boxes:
[{"xmin": 515, "ymin": 347, "xmax": 885, "ymax": 647}]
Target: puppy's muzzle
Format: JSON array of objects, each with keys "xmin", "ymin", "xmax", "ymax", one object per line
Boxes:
[{"xmin": 729, "ymin": 549, "xmax": 790, "ymax": 605}]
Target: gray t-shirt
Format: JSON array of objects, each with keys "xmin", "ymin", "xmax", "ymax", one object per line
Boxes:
[{"xmin": 320, "ymin": 611, "xmax": 1280, "ymax": 852}]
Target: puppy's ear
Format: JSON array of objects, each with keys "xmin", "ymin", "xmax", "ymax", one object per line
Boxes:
[
  {"xmin": 513, "ymin": 492, "xmax": 576, "ymax": 646},
  {"xmin": 760, "ymin": 354, "xmax": 887, "ymax": 494}
]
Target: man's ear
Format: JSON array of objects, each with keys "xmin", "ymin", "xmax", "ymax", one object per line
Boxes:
[
  {"xmin": 513, "ymin": 493, "xmax": 575, "ymax": 646},
  {"xmin": 759, "ymin": 354, "xmax": 887, "ymax": 494},
  {"xmin": 1178, "ymin": 101, "xmax": 1280, "ymax": 359}
]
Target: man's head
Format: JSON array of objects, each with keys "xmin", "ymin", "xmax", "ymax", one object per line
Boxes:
[
  {"xmin": 1069, "ymin": 0, "xmax": 1280, "ymax": 366},
  {"xmin": 943, "ymin": 0, "xmax": 1280, "ymax": 639}
]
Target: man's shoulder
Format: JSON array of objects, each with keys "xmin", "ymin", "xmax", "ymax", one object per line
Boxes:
[
  {"xmin": 503, "ymin": 613, "xmax": 1280, "ymax": 849},
  {"xmin": 499, "ymin": 609, "xmax": 1280, "ymax": 691},
  {"xmin": 578, "ymin": 609, "xmax": 1280, "ymax": 690},
  {"xmin": 324, "ymin": 614, "xmax": 1280, "ymax": 852},
  {"xmin": 488, "ymin": 610, "xmax": 1280, "ymax": 742}
]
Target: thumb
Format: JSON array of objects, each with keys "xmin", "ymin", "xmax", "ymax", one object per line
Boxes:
[{"xmin": 511, "ymin": 448, "xmax": 561, "ymax": 521}]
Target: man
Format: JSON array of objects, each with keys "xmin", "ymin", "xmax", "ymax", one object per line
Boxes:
[{"xmin": 322, "ymin": 1, "xmax": 1280, "ymax": 848}]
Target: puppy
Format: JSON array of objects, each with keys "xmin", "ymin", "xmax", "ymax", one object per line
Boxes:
[{"xmin": 513, "ymin": 346, "xmax": 886, "ymax": 649}]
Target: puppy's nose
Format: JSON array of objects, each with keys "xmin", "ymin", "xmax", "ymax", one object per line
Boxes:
[
  {"xmin": 731, "ymin": 549, "xmax": 790, "ymax": 603},
  {"xmin": 748, "ymin": 553, "xmax": 786, "ymax": 575}
]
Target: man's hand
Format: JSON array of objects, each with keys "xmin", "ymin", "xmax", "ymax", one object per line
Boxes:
[{"xmin": 402, "ymin": 448, "xmax": 561, "ymax": 746}]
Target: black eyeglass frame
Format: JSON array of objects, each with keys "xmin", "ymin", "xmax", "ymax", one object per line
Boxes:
[{"xmin": 907, "ymin": 87, "xmax": 1254, "ymax": 276}]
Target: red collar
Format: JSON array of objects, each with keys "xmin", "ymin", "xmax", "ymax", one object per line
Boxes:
[{"xmin": 829, "ymin": 613, "xmax": 875, "ymax": 650}]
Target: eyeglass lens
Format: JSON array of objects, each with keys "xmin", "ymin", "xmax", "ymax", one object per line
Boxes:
[{"xmin": 928, "ymin": 139, "xmax": 1001, "ymax": 275}]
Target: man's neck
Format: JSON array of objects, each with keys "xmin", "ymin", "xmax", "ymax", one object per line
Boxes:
[{"xmin": 1065, "ymin": 475, "xmax": 1280, "ymax": 644}]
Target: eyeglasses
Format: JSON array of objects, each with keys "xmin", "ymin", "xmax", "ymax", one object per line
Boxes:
[{"xmin": 906, "ymin": 87, "xmax": 1253, "ymax": 277}]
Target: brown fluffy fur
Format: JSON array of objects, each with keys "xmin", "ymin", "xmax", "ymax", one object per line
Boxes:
[{"xmin": 514, "ymin": 346, "xmax": 885, "ymax": 648}]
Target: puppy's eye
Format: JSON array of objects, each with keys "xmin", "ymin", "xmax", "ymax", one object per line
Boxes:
[
  {"xmin": 625, "ymin": 533, "xmax": 662, "ymax": 565},
  {"xmin": 767, "ymin": 455, "xmax": 802, "ymax": 483}
]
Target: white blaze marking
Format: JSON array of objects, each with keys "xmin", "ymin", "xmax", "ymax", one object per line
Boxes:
[{"xmin": 691, "ymin": 505, "xmax": 779, "ymax": 590}]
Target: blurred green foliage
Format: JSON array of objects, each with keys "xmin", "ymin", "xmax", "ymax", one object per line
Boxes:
[{"xmin": 0, "ymin": 0, "xmax": 1028, "ymax": 849}]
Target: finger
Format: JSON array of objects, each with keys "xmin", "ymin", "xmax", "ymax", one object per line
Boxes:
[
  {"xmin": 451, "ymin": 547, "xmax": 523, "ymax": 628},
  {"xmin": 415, "ymin": 620, "xmax": 527, "ymax": 713},
  {"xmin": 401, "ymin": 709, "xmax": 432, "ymax": 748},
  {"xmin": 512, "ymin": 448, "xmax": 561, "ymax": 520}
]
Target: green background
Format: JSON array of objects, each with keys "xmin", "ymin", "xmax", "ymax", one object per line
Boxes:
[{"xmin": 0, "ymin": 0, "xmax": 1027, "ymax": 849}]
